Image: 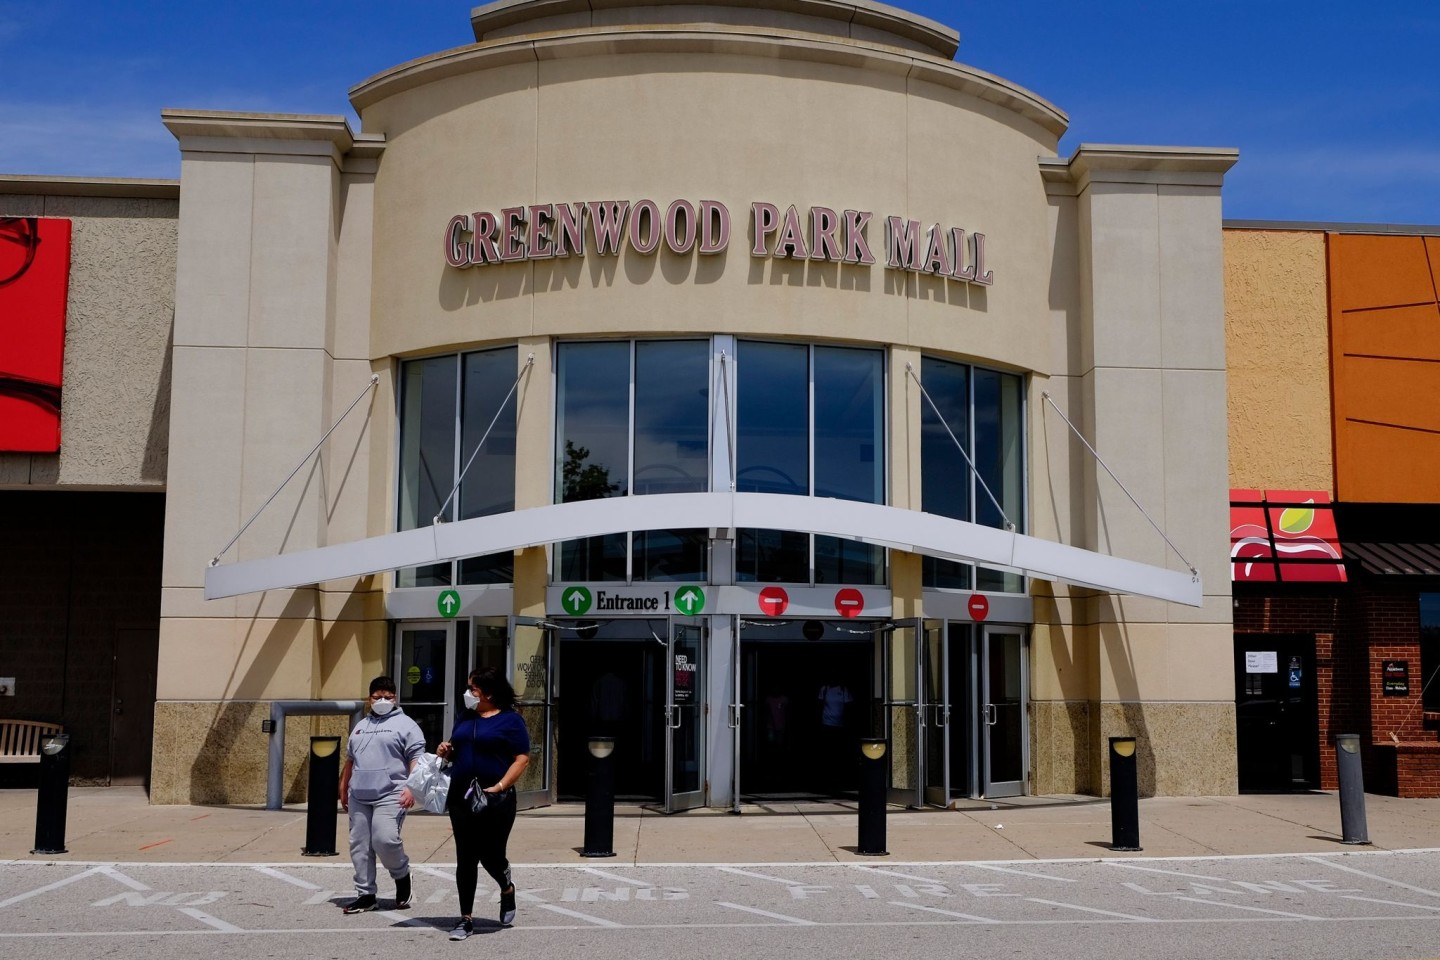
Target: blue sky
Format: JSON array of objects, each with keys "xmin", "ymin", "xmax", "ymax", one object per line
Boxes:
[{"xmin": 3, "ymin": 1, "xmax": 1437, "ymax": 225}]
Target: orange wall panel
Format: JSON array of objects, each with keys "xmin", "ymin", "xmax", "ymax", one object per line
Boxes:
[{"xmin": 1329, "ymin": 232, "xmax": 1440, "ymax": 503}]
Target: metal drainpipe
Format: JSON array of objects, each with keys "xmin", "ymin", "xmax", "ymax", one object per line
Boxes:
[{"xmin": 266, "ymin": 701, "xmax": 367, "ymax": 811}]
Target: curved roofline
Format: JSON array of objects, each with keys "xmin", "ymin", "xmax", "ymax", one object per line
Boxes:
[
  {"xmin": 204, "ymin": 491, "xmax": 1201, "ymax": 606},
  {"xmin": 468, "ymin": 0, "xmax": 960, "ymax": 59},
  {"xmin": 350, "ymin": 28, "xmax": 1067, "ymax": 137}
]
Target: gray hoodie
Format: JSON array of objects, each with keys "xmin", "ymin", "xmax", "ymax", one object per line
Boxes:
[{"xmin": 346, "ymin": 708, "xmax": 426, "ymax": 802}]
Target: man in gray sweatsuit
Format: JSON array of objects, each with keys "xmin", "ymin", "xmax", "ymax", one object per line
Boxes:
[{"xmin": 340, "ymin": 675, "xmax": 426, "ymax": 913}]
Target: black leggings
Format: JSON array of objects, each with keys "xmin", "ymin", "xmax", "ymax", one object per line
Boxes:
[{"xmin": 448, "ymin": 791, "xmax": 517, "ymax": 916}]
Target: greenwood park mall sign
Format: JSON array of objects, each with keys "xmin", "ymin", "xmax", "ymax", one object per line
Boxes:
[{"xmin": 444, "ymin": 200, "xmax": 993, "ymax": 286}]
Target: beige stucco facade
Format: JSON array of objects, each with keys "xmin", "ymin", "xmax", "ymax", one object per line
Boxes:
[{"xmin": 137, "ymin": 0, "xmax": 1238, "ymax": 803}]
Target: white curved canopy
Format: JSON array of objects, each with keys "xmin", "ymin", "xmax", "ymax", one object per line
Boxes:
[{"xmin": 204, "ymin": 491, "xmax": 1202, "ymax": 606}]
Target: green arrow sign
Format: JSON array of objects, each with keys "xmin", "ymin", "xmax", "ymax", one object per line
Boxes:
[
  {"xmin": 674, "ymin": 585, "xmax": 706, "ymax": 615},
  {"xmin": 561, "ymin": 585, "xmax": 593, "ymax": 616},
  {"xmin": 437, "ymin": 589, "xmax": 461, "ymax": 618}
]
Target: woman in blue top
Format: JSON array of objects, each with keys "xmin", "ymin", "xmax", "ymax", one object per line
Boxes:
[{"xmin": 436, "ymin": 666, "xmax": 530, "ymax": 941}]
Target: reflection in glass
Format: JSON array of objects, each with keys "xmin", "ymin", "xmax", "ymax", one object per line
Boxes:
[
  {"xmin": 398, "ymin": 357, "xmax": 458, "ymax": 587},
  {"xmin": 975, "ymin": 369, "xmax": 1024, "ymax": 593},
  {"xmin": 634, "ymin": 341, "xmax": 710, "ymax": 581},
  {"xmin": 814, "ymin": 346, "xmax": 884, "ymax": 584},
  {"xmin": 460, "ymin": 348, "xmax": 518, "ymax": 584},
  {"xmin": 737, "ymin": 341, "xmax": 810, "ymax": 581},
  {"xmin": 921, "ymin": 356, "xmax": 971, "ymax": 590},
  {"xmin": 557, "ymin": 341, "xmax": 631, "ymax": 580}
]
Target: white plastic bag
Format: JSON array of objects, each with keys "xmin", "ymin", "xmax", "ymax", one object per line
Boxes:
[{"xmin": 405, "ymin": 752, "xmax": 452, "ymax": 814}]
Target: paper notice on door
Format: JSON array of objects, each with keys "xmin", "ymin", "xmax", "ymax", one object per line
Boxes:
[{"xmin": 1245, "ymin": 651, "xmax": 1278, "ymax": 674}]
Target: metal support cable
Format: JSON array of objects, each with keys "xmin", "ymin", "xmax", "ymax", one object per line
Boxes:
[
  {"xmin": 904, "ymin": 363, "xmax": 1015, "ymax": 531},
  {"xmin": 434, "ymin": 354, "xmax": 534, "ymax": 525},
  {"xmin": 719, "ymin": 350, "xmax": 736, "ymax": 491},
  {"xmin": 1040, "ymin": 391, "xmax": 1197, "ymax": 577},
  {"xmin": 211, "ymin": 374, "xmax": 381, "ymax": 567}
]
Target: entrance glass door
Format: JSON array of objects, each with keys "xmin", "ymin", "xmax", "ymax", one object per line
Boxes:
[
  {"xmin": 921, "ymin": 619, "xmax": 950, "ymax": 807},
  {"xmin": 666, "ymin": 617, "xmax": 706, "ymax": 812},
  {"xmin": 510, "ymin": 616, "xmax": 555, "ymax": 809},
  {"xmin": 981, "ymin": 626, "xmax": 1026, "ymax": 798},
  {"xmin": 882, "ymin": 619, "xmax": 923, "ymax": 808},
  {"xmin": 394, "ymin": 621, "xmax": 460, "ymax": 751}
]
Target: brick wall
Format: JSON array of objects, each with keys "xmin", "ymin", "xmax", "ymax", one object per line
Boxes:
[{"xmin": 1235, "ymin": 582, "xmax": 1434, "ymax": 794}]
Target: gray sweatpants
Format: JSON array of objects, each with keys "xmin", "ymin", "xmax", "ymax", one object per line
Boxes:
[{"xmin": 348, "ymin": 794, "xmax": 409, "ymax": 895}]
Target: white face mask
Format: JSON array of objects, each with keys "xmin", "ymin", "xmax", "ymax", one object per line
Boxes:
[
  {"xmin": 463, "ymin": 691, "xmax": 481, "ymax": 711},
  {"xmin": 370, "ymin": 696, "xmax": 396, "ymax": 716}
]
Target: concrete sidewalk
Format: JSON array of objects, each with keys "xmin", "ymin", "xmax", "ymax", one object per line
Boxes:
[{"xmin": 2, "ymin": 787, "xmax": 1438, "ymax": 864}]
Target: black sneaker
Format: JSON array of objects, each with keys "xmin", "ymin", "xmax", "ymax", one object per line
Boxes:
[
  {"xmin": 448, "ymin": 918, "xmax": 473, "ymax": 941},
  {"xmin": 343, "ymin": 894, "xmax": 378, "ymax": 914},
  {"xmin": 394, "ymin": 873, "xmax": 412, "ymax": 910},
  {"xmin": 500, "ymin": 885, "xmax": 516, "ymax": 926}
]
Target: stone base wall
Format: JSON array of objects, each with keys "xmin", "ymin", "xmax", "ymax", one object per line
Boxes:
[
  {"xmin": 151, "ymin": 701, "xmax": 350, "ymax": 805},
  {"xmin": 1031, "ymin": 700, "xmax": 1237, "ymax": 796}
]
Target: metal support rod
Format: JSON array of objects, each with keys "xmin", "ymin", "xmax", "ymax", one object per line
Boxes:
[
  {"xmin": 433, "ymin": 354, "xmax": 534, "ymax": 525},
  {"xmin": 266, "ymin": 701, "xmax": 366, "ymax": 810},
  {"xmin": 904, "ymin": 363, "xmax": 1014, "ymax": 531},
  {"xmin": 211, "ymin": 374, "xmax": 380, "ymax": 566},
  {"xmin": 1040, "ymin": 391, "xmax": 1198, "ymax": 577}
]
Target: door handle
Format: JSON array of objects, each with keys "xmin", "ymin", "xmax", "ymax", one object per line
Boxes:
[
  {"xmin": 667, "ymin": 706, "xmax": 682, "ymax": 730},
  {"xmin": 727, "ymin": 703, "xmax": 742, "ymax": 729},
  {"xmin": 985, "ymin": 703, "xmax": 997, "ymax": 725}
]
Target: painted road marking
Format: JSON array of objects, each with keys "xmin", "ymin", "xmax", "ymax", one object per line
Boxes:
[
  {"xmin": 535, "ymin": 903, "xmax": 624, "ymax": 927},
  {"xmin": 1342, "ymin": 895, "xmax": 1440, "ymax": 912},
  {"xmin": 962, "ymin": 862, "xmax": 1077, "ymax": 883},
  {"xmin": 1025, "ymin": 898, "xmax": 1156, "ymax": 921},
  {"xmin": 1306, "ymin": 856, "xmax": 1440, "ymax": 898},
  {"xmin": 715, "ymin": 902, "xmax": 816, "ymax": 925},
  {"xmin": 579, "ymin": 867, "xmax": 654, "ymax": 886},
  {"xmin": 851, "ymin": 866, "xmax": 944, "ymax": 883},
  {"xmin": 714, "ymin": 867, "xmax": 804, "ymax": 885},
  {"xmin": 178, "ymin": 907, "xmax": 244, "ymax": 932},
  {"xmin": 0, "ymin": 866, "xmax": 105, "ymax": 908},
  {"xmin": 1172, "ymin": 896, "xmax": 1323, "ymax": 920},
  {"xmin": 96, "ymin": 866, "xmax": 151, "ymax": 890},
  {"xmin": 252, "ymin": 866, "xmax": 323, "ymax": 889},
  {"xmin": 887, "ymin": 901, "xmax": 999, "ymax": 923}
]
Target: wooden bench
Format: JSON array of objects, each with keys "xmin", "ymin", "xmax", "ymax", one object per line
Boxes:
[{"xmin": 0, "ymin": 720, "xmax": 64, "ymax": 764}]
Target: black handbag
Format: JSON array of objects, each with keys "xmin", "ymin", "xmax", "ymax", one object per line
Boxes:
[{"xmin": 466, "ymin": 779, "xmax": 515, "ymax": 815}]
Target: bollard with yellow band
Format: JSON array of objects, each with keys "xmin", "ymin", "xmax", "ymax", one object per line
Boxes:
[
  {"xmin": 1109, "ymin": 736, "xmax": 1142, "ymax": 851},
  {"xmin": 303, "ymin": 736, "xmax": 342, "ymax": 857}
]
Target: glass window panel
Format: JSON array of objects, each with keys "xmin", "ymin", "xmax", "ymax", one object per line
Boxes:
[
  {"xmin": 815, "ymin": 534, "xmax": 885, "ymax": 585},
  {"xmin": 736, "ymin": 341, "xmax": 810, "ymax": 582},
  {"xmin": 1422, "ymin": 594, "xmax": 1440, "ymax": 713},
  {"xmin": 557, "ymin": 341, "xmax": 631, "ymax": 581},
  {"xmin": 975, "ymin": 369, "xmax": 1024, "ymax": 593},
  {"xmin": 636, "ymin": 528, "xmax": 708, "ymax": 581},
  {"xmin": 736, "ymin": 528, "xmax": 809, "ymax": 583},
  {"xmin": 460, "ymin": 347, "xmax": 518, "ymax": 585},
  {"xmin": 737, "ymin": 341, "xmax": 808, "ymax": 495},
  {"xmin": 815, "ymin": 345, "xmax": 885, "ymax": 584},
  {"xmin": 397, "ymin": 356, "xmax": 457, "ymax": 587},
  {"xmin": 920, "ymin": 356, "xmax": 972, "ymax": 591},
  {"xmin": 813, "ymin": 345, "xmax": 883, "ymax": 504},
  {"xmin": 634, "ymin": 340, "xmax": 710, "ymax": 581}
]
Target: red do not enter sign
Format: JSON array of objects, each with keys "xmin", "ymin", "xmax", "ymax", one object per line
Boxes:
[
  {"xmin": 757, "ymin": 586, "xmax": 789, "ymax": 616},
  {"xmin": 968, "ymin": 594, "xmax": 990, "ymax": 621}
]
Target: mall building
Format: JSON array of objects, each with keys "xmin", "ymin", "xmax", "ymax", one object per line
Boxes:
[{"xmin": 0, "ymin": 0, "xmax": 1242, "ymax": 806}]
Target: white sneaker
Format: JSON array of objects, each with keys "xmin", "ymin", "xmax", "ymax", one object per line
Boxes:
[{"xmin": 448, "ymin": 917, "xmax": 473, "ymax": 941}]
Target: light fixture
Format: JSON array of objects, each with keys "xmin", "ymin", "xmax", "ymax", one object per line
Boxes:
[
  {"xmin": 588, "ymin": 736, "xmax": 615, "ymax": 759},
  {"xmin": 40, "ymin": 734, "xmax": 69, "ymax": 756},
  {"xmin": 859, "ymin": 738, "xmax": 886, "ymax": 761}
]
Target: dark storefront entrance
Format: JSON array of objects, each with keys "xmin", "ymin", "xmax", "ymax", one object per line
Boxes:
[{"xmin": 1234, "ymin": 633, "xmax": 1319, "ymax": 790}]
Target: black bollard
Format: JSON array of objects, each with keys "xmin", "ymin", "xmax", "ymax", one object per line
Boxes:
[
  {"xmin": 582, "ymin": 736, "xmax": 617, "ymax": 857},
  {"xmin": 1335, "ymin": 734, "xmax": 1370, "ymax": 844},
  {"xmin": 857, "ymin": 737, "xmax": 888, "ymax": 856},
  {"xmin": 31, "ymin": 732, "xmax": 71, "ymax": 855},
  {"xmin": 302, "ymin": 736, "xmax": 342, "ymax": 857},
  {"xmin": 1109, "ymin": 736, "xmax": 1142, "ymax": 851}
]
